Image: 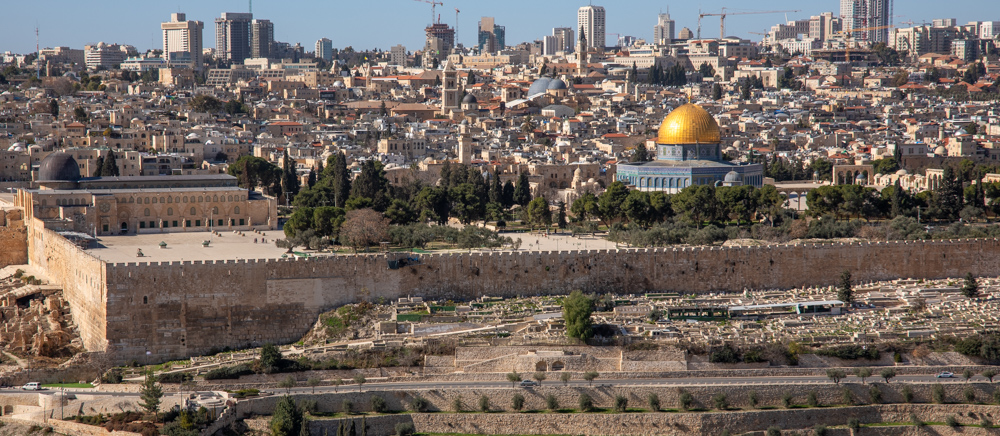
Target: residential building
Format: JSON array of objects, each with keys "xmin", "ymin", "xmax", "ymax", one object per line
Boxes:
[
  {"xmin": 542, "ymin": 36, "xmax": 559, "ymax": 56},
  {"xmin": 215, "ymin": 12, "xmax": 253, "ymax": 63},
  {"xmin": 653, "ymin": 13, "xmax": 675, "ymax": 45},
  {"xmin": 315, "ymin": 38, "xmax": 333, "ymax": 62},
  {"xmin": 578, "ymin": 5, "xmax": 606, "ymax": 50},
  {"xmin": 553, "ymin": 27, "xmax": 575, "ymax": 53},
  {"xmin": 478, "ymin": 17, "xmax": 506, "ymax": 54},
  {"xmin": 251, "ymin": 19, "xmax": 274, "ymax": 59},
  {"xmin": 390, "ymin": 45, "xmax": 407, "ymax": 66},
  {"xmin": 84, "ymin": 43, "xmax": 135, "ymax": 70},
  {"xmin": 161, "ymin": 13, "xmax": 204, "ymax": 70},
  {"xmin": 840, "ymin": 0, "xmax": 892, "ymax": 43}
]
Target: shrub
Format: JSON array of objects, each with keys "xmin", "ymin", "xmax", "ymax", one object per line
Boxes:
[
  {"xmin": 841, "ymin": 387, "xmax": 853, "ymax": 405},
  {"xmin": 910, "ymin": 412, "xmax": 924, "ymax": 426},
  {"xmin": 981, "ymin": 416, "xmax": 993, "ymax": 428},
  {"xmin": 299, "ymin": 399, "xmax": 318, "ymax": 414},
  {"xmin": 964, "ymin": 386, "xmax": 976, "ymax": 403},
  {"xmin": 451, "ymin": 396, "xmax": 464, "ymax": 412},
  {"xmin": 932, "ymin": 384, "xmax": 946, "ymax": 403},
  {"xmin": 679, "ymin": 390, "xmax": 694, "ymax": 411},
  {"xmin": 902, "ymin": 385, "xmax": 914, "ymax": 403},
  {"xmin": 806, "ymin": 391, "xmax": 818, "ymax": 407},
  {"xmin": 578, "ymin": 394, "xmax": 593, "ymax": 412},
  {"xmin": 409, "ymin": 396, "xmax": 429, "ymax": 412},
  {"xmin": 203, "ymin": 364, "xmax": 253, "ymax": 380},
  {"xmin": 157, "ymin": 372, "xmax": 192, "ymax": 384},
  {"xmin": 341, "ymin": 400, "xmax": 353, "ymax": 414},
  {"xmin": 370, "ymin": 396, "xmax": 387, "ymax": 413},
  {"xmin": 946, "ymin": 415, "xmax": 959, "ymax": 427},
  {"xmin": 869, "ymin": 385, "xmax": 882, "ymax": 404},
  {"xmin": 613, "ymin": 395, "xmax": 628, "ymax": 413},
  {"xmin": 813, "ymin": 424, "xmax": 827, "ymax": 436},
  {"xmin": 815, "ymin": 345, "xmax": 879, "ymax": 360},
  {"xmin": 782, "ymin": 392, "xmax": 794, "ymax": 408},
  {"xmin": 748, "ymin": 391, "xmax": 759, "ymax": 408},
  {"xmin": 994, "ymin": 389, "xmax": 1000, "ymax": 405},
  {"xmin": 712, "ymin": 393, "xmax": 728, "ymax": 410},
  {"xmin": 766, "ymin": 426, "xmax": 782, "ymax": 436},
  {"xmin": 478, "ymin": 395, "xmax": 490, "ymax": 413},
  {"xmin": 511, "ymin": 394, "xmax": 524, "ymax": 412},
  {"xmin": 545, "ymin": 394, "xmax": 559, "ymax": 411},
  {"xmin": 647, "ymin": 393, "xmax": 660, "ymax": 411},
  {"xmin": 847, "ymin": 418, "xmax": 860, "ymax": 431},
  {"xmin": 709, "ymin": 345, "xmax": 740, "ymax": 363},
  {"xmin": 394, "ymin": 422, "xmax": 414, "ymax": 436}
]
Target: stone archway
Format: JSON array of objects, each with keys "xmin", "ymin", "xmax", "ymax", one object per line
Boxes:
[
  {"xmin": 535, "ymin": 361, "xmax": 547, "ymax": 371},
  {"xmin": 551, "ymin": 361, "xmax": 565, "ymax": 371}
]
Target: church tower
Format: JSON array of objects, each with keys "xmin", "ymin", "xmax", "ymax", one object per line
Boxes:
[
  {"xmin": 442, "ymin": 60, "xmax": 461, "ymax": 114},
  {"xmin": 576, "ymin": 26, "xmax": 589, "ymax": 77}
]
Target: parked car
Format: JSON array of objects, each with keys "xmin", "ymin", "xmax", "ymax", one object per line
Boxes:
[
  {"xmin": 519, "ymin": 380, "xmax": 538, "ymax": 387},
  {"xmin": 21, "ymin": 382, "xmax": 41, "ymax": 390},
  {"xmin": 936, "ymin": 372, "xmax": 955, "ymax": 378}
]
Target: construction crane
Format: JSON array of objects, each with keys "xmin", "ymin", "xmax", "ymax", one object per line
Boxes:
[
  {"xmin": 454, "ymin": 8, "xmax": 460, "ymax": 44},
  {"xmin": 697, "ymin": 8, "xmax": 801, "ymax": 39},
  {"xmin": 413, "ymin": 0, "xmax": 444, "ymax": 25}
]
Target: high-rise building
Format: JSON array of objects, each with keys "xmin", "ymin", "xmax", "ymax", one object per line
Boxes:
[
  {"xmin": 423, "ymin": 23, "xmax": 455, "ymax": 67},
  {"xmin": 250, "ymin": 19, "xmax": 274, "ymax": 59},
  {"xmin": 809, "ymin": 12, "xmax": 840, "ymax": 41},
  {"xmin": 161, "ymin": 13, "xmax": 204, "ymax": 70},
  {"xmin": 215, "ymin": 12, "xmax": 253, "ymax": 63},
  {"xmin": 390, "ymin": 44, "xmax": 407, "ymax": 66},
  {"xmin": 839, "ymin": 0, "xmax": 892, "ymax": 43},
  {"xmin": 577, "ymin": 5, "xmax": 606, "ymax": 50},
  {"xmin": 542, "ymin": 35, "xmax": 558, "ymax": 56},
  {"xmin": 477, "ymin": 17, "xmax": 506, "ymax": 54},
  {"xmin": 315, "ymin": 38, "xmax": 333, "ymax": 62},
  {"xmin": 552, "ymin": 27, "xmax": 575, "ymax": 53},
  {"xmin": 653, "ymin": 13, "xmax": 675, "ymax": 45}
]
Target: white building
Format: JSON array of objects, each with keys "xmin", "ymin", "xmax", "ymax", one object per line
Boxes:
[
  {"xmin": 161, "ymin": 13, "xmax": 204, "ymax": 70},
  {"xmin": 552, "ymin": 27, "xmax": 575, "ymax": 53},
  {"xmin": 578, "ymin": 5, "xmax": 606, "ymax": 50},
  {"xmin": 542, "ymin": 36, "xmax": 559, "ymax": 56},
  {"xmin": 315, "ymin": 38, "xmax": 333, "ymax": 62},
  {"xmin": 84, "ymin": 43, "xmax": 135, "ymax": 70}
]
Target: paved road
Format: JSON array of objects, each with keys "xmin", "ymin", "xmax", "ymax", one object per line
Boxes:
[{"xmin": 0, "ymin": 374, "xmax": 982, "ymax": 398}]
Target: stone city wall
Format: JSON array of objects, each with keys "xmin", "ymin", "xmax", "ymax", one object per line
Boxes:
[
  {"xmin": 28, "ymin": 220, "xmax": 108, "ymax": 352},
  {"xmin": 38, "ymin": 233, "xmax": 1000, "ymax": 362},
  {"xmin": 0, "ymin": 208, "xmax": 27, "ymax": 268}
]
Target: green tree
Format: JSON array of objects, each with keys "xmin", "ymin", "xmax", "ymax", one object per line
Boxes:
[
  {"xmin": 622, "ymin": 190, "xmax": 653, "ymax": 228},
  {"xmin": 281, "ymin": 150, "xmax": 300, "ymax": 202},
  {"xmin": 597, "ymin": 181, "xmax": 630, "ymax": 227},
  {"xmin": 855, "ymin": 367, "xmax": 872, "ymax": 384},
  {"xmin": 189, "ymin": 95, "xmax": 224, "ymax": 113},
  {"xmin": 880, "ymin": 368, "xmax": 897, "ymax": 383},
  {"xmin": 270, "ymin": 396, "xmax": 303, "ymax": 436},
  {"xmin": 49, "ymin": 99, "xmax": 59, "ymax": 117},
  {"xmin": 837, "ymin": 270, "xmax": 854, "ymax": 304},
  {"xmin": 571, "ymin": 192, "xmax": 599, "ymax": 222},
  {"xmin": 631, "ymin": 144, "xmax": 649, "ymax": 162},
  {"xmin": 501, "ymin": 180, "xmax": 516, "ymax": 208},
  {"xmin": 260, "ymin": 343, "xmax": 282, "ymax": 373},
  {"xmin": 278, "ymin": 375, "xmax": 296, "ymax": 394},
  {"xmin": 711, "ymin": 83, "xmax": 722, "ymax": 100},
  {"xmin": 489, "ymin": 170, "xmax": 503, "ymax": 205},
  {"xmin": 826, "ymin": 369, "xmax": 846, "ymax": 384},
  {"xmin": 672, "ymin": 185, "xmax": 720, "ymax": 227},
  {"xmin": 100, "ymin": 150, "xmax": 120, "ymax": 177},
  {"xmin": 73, "ymin": 106, "xmax": 88, "ymax": 121},
  {"xmin": 415, "ymin": 186, "xmax": 451, "ymax": 225},
  {"xmin": 506, "ymin": 371, "xmax": 521, "ymax": 388},
  {"xmin": 349, "ymin": 160, "xmax": 391, "ymax": 211},
  {"xmin": 138, "ymin": 370, "xmax": 163, "ymax": 418},
  {"xmin": 563, "ymin": 290, "xmax": 595, "ymax": 340},
  {"xmin": 324, "ymin": 152, "xmax": 352, "ymax": 208},
  {"xmin": 962, "ymin": 272, "xmax": 979, "ymax": 299},
  {"xmin": 513, "ymin": 172, "xmax": 532, "ymax": 207},
  {"xmin": 526, "ymin": 197, "xmax": 551, "ymax": 229}
]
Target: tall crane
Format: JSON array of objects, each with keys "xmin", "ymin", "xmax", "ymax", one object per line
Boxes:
[
  {"xmin": 697, "ymin": 8, "xmax": 801, "ymax": 39},
  {"xmin": 455, "ymin": 8, "xmax": 460, "ymax": 46},
  {"xmin": 413, "ymin": 0, "xmax": 444, "ymax": 25}
]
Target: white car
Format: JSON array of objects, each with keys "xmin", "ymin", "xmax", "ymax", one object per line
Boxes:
[
  {"xmin": 519, "ymin": 380, "xmax": 538, "ymax": 387},
  {"xmin": 20, "ymin": 382, "xmax": 41, "ymax": 390},
  {"xmin": 936, "ymin": 372, "xmax": 955, "ymax": 378}
]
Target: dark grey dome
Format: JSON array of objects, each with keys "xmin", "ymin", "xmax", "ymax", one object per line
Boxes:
[
  {"xmin": 462, "ymin": 93, "xmax": 478, "ymax": 104},
  {"xmin": 546, "ymin": 79, "xmax": 568, "ymax": 90},
  {"xmin": 38, "ymin": 152, "xmax": 81, "ymax": 182},
  {"xmin": 527, "ymin": 77, "xmax": 553, "ymax": 96}
]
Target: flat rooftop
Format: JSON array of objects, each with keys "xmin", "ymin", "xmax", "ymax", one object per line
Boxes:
[{"xmin": 86, "ymin": 230, "xmax": 293, "ymax": 263}]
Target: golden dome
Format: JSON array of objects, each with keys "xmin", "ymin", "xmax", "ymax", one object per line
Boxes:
[{"xmin": 657, "ymin": 103, "xmax": 721, "ymax": 144}]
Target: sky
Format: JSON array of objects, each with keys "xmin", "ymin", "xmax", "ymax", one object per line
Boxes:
[{"xmin": 2, "ymin": 0, "xmax": 999, "ymax": 55}]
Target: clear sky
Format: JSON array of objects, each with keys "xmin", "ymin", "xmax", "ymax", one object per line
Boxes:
[{"xmin": 2, "ymin": 0, "xmax": 998, "ymax": 54}]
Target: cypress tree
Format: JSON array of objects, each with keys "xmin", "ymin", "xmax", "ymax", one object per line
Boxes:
[
  {"xmin": 502, "ymin": 180, "xmax": 515, "ymax": 209},
  {"xmin": 94, "ymin": 156, "xmax": 105, "ymax": 177},
  {"xmin": 101, "ymin": 150, "xmax": 120, "ymax": 177},
  {"xmin": 489, "ymin": 169, "xmax": 503, "ymax": 205},
  {"xmin": 281, "ymin": 149, "xmax": 300, "ymax": 202},
  {"xmin": 513, "ymin": 171, "xmax": 532, "ymax": 207}
]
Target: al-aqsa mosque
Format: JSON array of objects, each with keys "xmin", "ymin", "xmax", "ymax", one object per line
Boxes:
[{"xmin": 616, "ymin": 103, "xmax": 764, "ymax": 193}]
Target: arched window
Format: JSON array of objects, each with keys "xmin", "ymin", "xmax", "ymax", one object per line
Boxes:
[
  {"xmin": 144, "ymin": 208, "xmax": 150, "ymax": 217},
  {"xmin": 167, "ymin": 197, "xmax": 172, "ymax": 203},
  {"xmin": 152, "ymin": 197, "xmax": 158, "ymax": 204},
  {"xmin": 175, "ymin": 197, "xmax": 180, "ymax": 203},
  {"xmin": 213, "ymin": 195, "xmax": 218, "ymax": 202},
  {"xmin": 190, "ymin": 207, "xmax": 196, "ymax": 215},
  {"xmin": 129, "ymin": 197, "xmax": 134, "ymax": 203},
  {"xmin": 144, "ymin": 197, "xmax": 150, "ymax": 204},
  {"xmin": 234, "ymin": 206, "xmax": 240, "ymax": 215},
  {"xmin": 167, "ymin": 208, "xmax": 173, "ymax": 216},
  {"xmin": 183, "ymin": 196, "xmax": 188, "ymax": 203},
  {"xmin": 212, "ymin": 206, "xmax": 219, "ymax": 214}
]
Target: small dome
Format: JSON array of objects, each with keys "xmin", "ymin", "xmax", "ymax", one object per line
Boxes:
[
  {"xmin": 38, "ymin": 151, "xmax": 81, "ymax": 182},
  {"xmin": 733, "ymin": 140, "xmax": 744, "ymax": 148},
  {"xmin": 546, "ymin": 79, "xmax": 568, "ymax": 90},
  {"xmin": 8, "ymin": 142, "xmax": 26, "ymax": 152},
  {"xmin": 896, "ymin": 169, "xmax": 908, "ymax": 176},
  {"xmin": 461, "ymin": 93, "xmax": 478, "ymax": 104},
  {"xmin": 657, "ymin": 103, "xmax": 721, "ymax": 145},
  {"xmin": 855, "ymin": 173, "xmax": 867, "ymax": 181},
  {"xmin": 934, "ymin": 145, "xmax": 947, "ymax": 155},
  {"xmin": 724, "ymin": 171, "xmax": 741, "ymax": 183}
]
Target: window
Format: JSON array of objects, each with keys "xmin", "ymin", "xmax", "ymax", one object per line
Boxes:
[
  {"xmin": 140, "ymin": 222, "xmax": 146, "ymax": 229},
  {"xmin": 218, "ymin": 219, "xmax": 223, "ymax": 226},
  {"xmin": 234, "ymin": 206, "xmax": 240, "ymax": 214},
  {"xmin": 195, "ymin": 220, "xmax": 202, "ymax": 227},
  {"xmin": 102, "ymin": 224, "xmax": 109, "ymax": 232},
  {"xmin": 167, "ymin": 197, "xmax": 172, "ymax": 203},
  {"xmin": 129, "ymin": 197, "xmax": 134, "ymax": 203},
  {"xmin": 167, "ymin": 208, "xmax": 173, "ymax": 216},
  {"xmin": 185, "ymin": 220, "xmax": 191, "ymax": 227},
  {"xmin": 174, "ymin": 197, "xmax": 180, "ymax": 203},
  {"xmin": 144, "ymin": 198, "xmax": 150, "ymax": 204},
  {"xmin": 212, "ymin": 206, "xmax": 219, "ymax": 214},
  {"xmin": 227, "ymin": 196, "xmax": 232, "ymax": 202},
  {"xmin": 144, "ymin": 208, "xmax": 150, "ymax": 217},
  {"xmin": 152, "ymin": 197, "xmax": 157, "ymax": 204},
  {"xmin": 149, "ymin": 221, "xmax": 155, "ymax": 228},
  {"xmin": 190, "ymin": 207, "xmax": 196, "ymax": 215},
  {"xmin": 183, "ymin": 196, "xmax": 188, "ymax": 203},
  {"xmin": 213, "ymin": 195, "xmax": 218, "ymax": 202},
  {"xmin": 142, "ymin": 296, "xmax": 147, "ymax": 304},
  {"xmin": 239, "ymin": 218, "xmax": 245, "ymax": 225}
]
